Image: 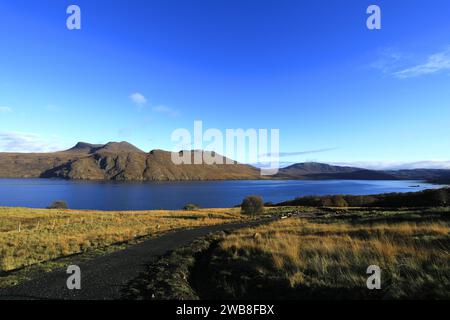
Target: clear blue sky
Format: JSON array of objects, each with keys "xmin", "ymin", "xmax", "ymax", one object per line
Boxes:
[{"xmin": 0, "ymin": 0, "xmax": 449, "ymax": 168}]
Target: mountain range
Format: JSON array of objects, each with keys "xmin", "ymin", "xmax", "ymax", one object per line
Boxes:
[{"xmin": 0, "ymin": 141, "xmax": 449, "ymax": 183}]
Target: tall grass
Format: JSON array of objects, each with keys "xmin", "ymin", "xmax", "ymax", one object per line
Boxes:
[
  {"xmin": 210, "ymin": 213, "xmax": 450, "ymax": 299},
  {"xmin": 0, "ymin": 207, "xmax": 242, "ymax": 272}
]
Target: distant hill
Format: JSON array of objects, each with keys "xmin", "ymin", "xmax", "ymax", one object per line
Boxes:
[
  {"xmin": 0, "ymin": 143, "xmax": 449, "ymax": 182},
  {"xmin": 387, "ymin": 169, "xmax": 450, "ymax": 183},
  {"xmin": 278, "ymin": 162, "xmax": 359, "ymax": 175},
  {"xmin": 275, "ymin": 162, "xmax": 397, "ymax": 180}
]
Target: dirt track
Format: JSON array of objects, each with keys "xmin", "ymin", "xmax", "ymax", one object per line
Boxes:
[{"xmin": 0, "ymin": 219, "xmax": 275, "ymax": 300}]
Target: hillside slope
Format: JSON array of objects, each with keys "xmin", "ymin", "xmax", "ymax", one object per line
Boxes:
[
  {"xmin": 0, "ymin": 142, "xmax": 261, "ymax": 181},
  {"xmin": 1, "ymin": 143, "xmax": 449, "ymax": 182}
]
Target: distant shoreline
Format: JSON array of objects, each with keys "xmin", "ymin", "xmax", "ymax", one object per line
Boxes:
[{"xmin": 0, "ymin": 175, "xmax": 448, "ymax": 185}]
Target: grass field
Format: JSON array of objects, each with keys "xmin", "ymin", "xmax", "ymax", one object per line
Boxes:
[
  {"xmin": 3, "ymin": 206, "xmax": 449, "ymax": 299},
  {"xmin": 0, "ymin": 206, "xmax": 243, "ymax": 273},
  {"xmin": 189, "ymin": 208, "xmax": 450, "ymax": 299}
]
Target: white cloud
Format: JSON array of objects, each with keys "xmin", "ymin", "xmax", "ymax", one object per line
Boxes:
[
  {"xmin": 129, "ymin": 93, "xmax": 180, "ymax": 117},
  {"xmin": 370, "ymin": 48, "xmax": 408, "ymax": 74},
  {"xmin": 0, "ymin": 131, "xmax": 62, "ymax": 153},
  {"xmin": 372, "ymin": 46, "xmax": 450, "ymax": 79},
  {"xmin": 130, "ymin": 92, "xmax": 147, "ymax": 106},
  {"xmin": 331, "ymin": 161, "xmax": 450, "ymax": 170},
  {"xmin": 394, "ymin": 48, "xmax": 450, "ymax": 79},
  {"xmin": 153, "ymin": 105, "xmax": 181, "ymax": 117},
  {"xmin": 260, "ymin": 148, "xmax": 338, "ymax": 159},
  {"xmin": 0, "ymin": 106, "xmax": 12, "ymax": 113}
]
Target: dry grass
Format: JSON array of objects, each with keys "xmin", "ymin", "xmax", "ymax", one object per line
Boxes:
[
  {"xmin": 209, "ymin": 213, "xmax": 450, "ymax": 299},
  {"xmin": 0, "ymin": 206, "xmax": 243, "ymax": 272}
]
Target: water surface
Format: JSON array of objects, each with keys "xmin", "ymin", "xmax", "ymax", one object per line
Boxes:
[{"xmin": 0, "ymin": 179, "xmax": 442, "ymax": 211}]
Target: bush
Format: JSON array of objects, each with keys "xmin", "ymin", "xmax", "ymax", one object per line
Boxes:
[
  {"xmin": 277, "ymin": 188, "xmax": 450, "ymax": 208},
  {"xmin": 183, "ymin": 203, "xmax": 200, "ymax": 211},
  {"xmin": 47, "ymin": 200, "xmax": 68, "ymax": 209},
  {"xmin": 433, "ymin": 189, "xmax": 449, "ymax": 206},
  {"xmin": 318, "ymin": 197, "xmax": 333, "ymax": 207},
  {"xmin": 332, "ymin": 195, "xmax": 348, "ymax": 207},
  {"xmin": 241, "ymin": 196, "xmax": 264, "ymax": 215}
]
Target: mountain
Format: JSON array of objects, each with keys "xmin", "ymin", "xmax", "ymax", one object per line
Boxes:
[
  {"xmin": 274, "ymin": 163, "xmax": 450, "ymax": 182},
  {"xmin": 0, "ymin": 151, "xmax": 83, "ymax": 178},
  {"xmin": 0, "ymin": 142, "xmax": 261, "ymax": 181},
  {"xmin": 387, "ymin": 169, "xmax": 450, "ymax": 180},
  {"xmin": 278, "ymin": 162, "xmax": 360, "ymax": 176},
  {"xmin": 94, "ymin": 141, "xmax": 145, "ymax": 154},
  {"xmin": 387, "ymin": 169, "xmax": 450, "ymax": 184},
  {"xmin": 65, "ymin": 141, "xmax": 144, "ymax": 154},
  {"xmin": 43, "ymin": 148, "xmax": 261, "ymax": 181},
  {"xmin": 0, "ymin": 143, "xmax": 449, "ymax": 182},
  {"xmin": 65, "ymin": 142, "xmax": 104, "ymax": 154},
  {"xmin": 275, "ymin": 162, "xmax": 397, "ymax": 180}
]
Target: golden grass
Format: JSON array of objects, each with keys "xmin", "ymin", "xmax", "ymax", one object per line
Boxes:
[
  {"xmin": 0, "ymin": 206, "xmax": 243, "ymax": 272},
  {"xmin": 217, "ymin": 217, "xmax": 450, "ymax": 298}
]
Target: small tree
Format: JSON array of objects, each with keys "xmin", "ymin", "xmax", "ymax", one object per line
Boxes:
[
  {"xmin": 319, "ymin": 197, "xmax": 333, "ymax": 207},
  {"xmin": 48, "ymin": 200, "xmax": 68, "ymax": 209},
  {"xmin": 332, "ymin": 195, "xmax": 348, "ymax": 208},
  {"xmin": 241, "ymin": 196, "xmax": 264, "ymax": 215},
  {"xmin": 183, "ymin": 203, "xmax": 200, "ymax": 211},
  {"xmin": 433, "ymin": 189, "xmax": 449, "ymax": 207}
]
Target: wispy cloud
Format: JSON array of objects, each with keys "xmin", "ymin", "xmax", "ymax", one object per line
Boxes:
[
  {"xmin": 0, "ymin": 131, "xmax": 62, "ymax": 153},
  {"xmin": 260, "ymin": 148, "xmax": 338, "ymax": 159},
  {"xmin": 130, "ymin": 92, "xmax": 180, "ymax": 117},
  {"xmin": 129, "ymin": 92, "xmax": 147, "ymax": 106},
  {"xmin": 370, "ymin": 48, "xmax": 408, "ymax": 74},
  {"xmin": 331, "ymin": 161, "xmax": 450, "ymax": 170},
  {"xmin": 153, "ymin": 105, "xmax": 181, "ymax": 117},
  {"xmin": 0, "ymin": 106, "xmax": 12, "ymax": 113},
  {"xmin": 394, "ymin": 48, "xmax": 450, "ymax": 79},
  {"xmin": 372, "ymin": 46, "xmax": 450, "ymax": 79}
]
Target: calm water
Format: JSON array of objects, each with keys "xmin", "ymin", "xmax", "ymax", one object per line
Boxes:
[
  {"xmin": 0, "ymin": 179, "xmax": 442, "ymax": 211},
  {"xmin": 0, "ymin": 179, "xmax": 439, "ymax": 210}
]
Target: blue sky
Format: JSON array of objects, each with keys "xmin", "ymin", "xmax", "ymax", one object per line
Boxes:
[{"xmin": 0, "ymin": 0, "xmax": 449, "ymax": 169}]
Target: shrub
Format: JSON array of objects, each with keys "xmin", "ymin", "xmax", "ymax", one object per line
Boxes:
[
  {"xmin": 241, "ymin": 196, "xmax": 264, "ymax": 215},
  {"xmin": 433, "ymin": 188, "xmax": 449, "ymax": 206},
  {"xmin": 183, "ymin": 203, "xmax": 200, "ymax": 211},
  {"xmin": 332, "ymin": 195, "xmax": 348, "ymax": 207},
  {"xmin": 318, "ymin": 197, "xmax": 333, "ymax": 207},
  {"xmin": 47, "ymin": 200, "xmax": 68, "ymax": 209}
]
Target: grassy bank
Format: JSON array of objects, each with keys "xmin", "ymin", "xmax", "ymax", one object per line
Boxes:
[
  {"xmin": 0, "ymin": 207, "xmax": 242, "ymax": 273},
  {"xmin": 124, "ymin": 208, "xmax": 450, "ymax": 300},
  {"xmin": 196, "ymin": 208, "xmax": 449, "ymax": 299}
]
